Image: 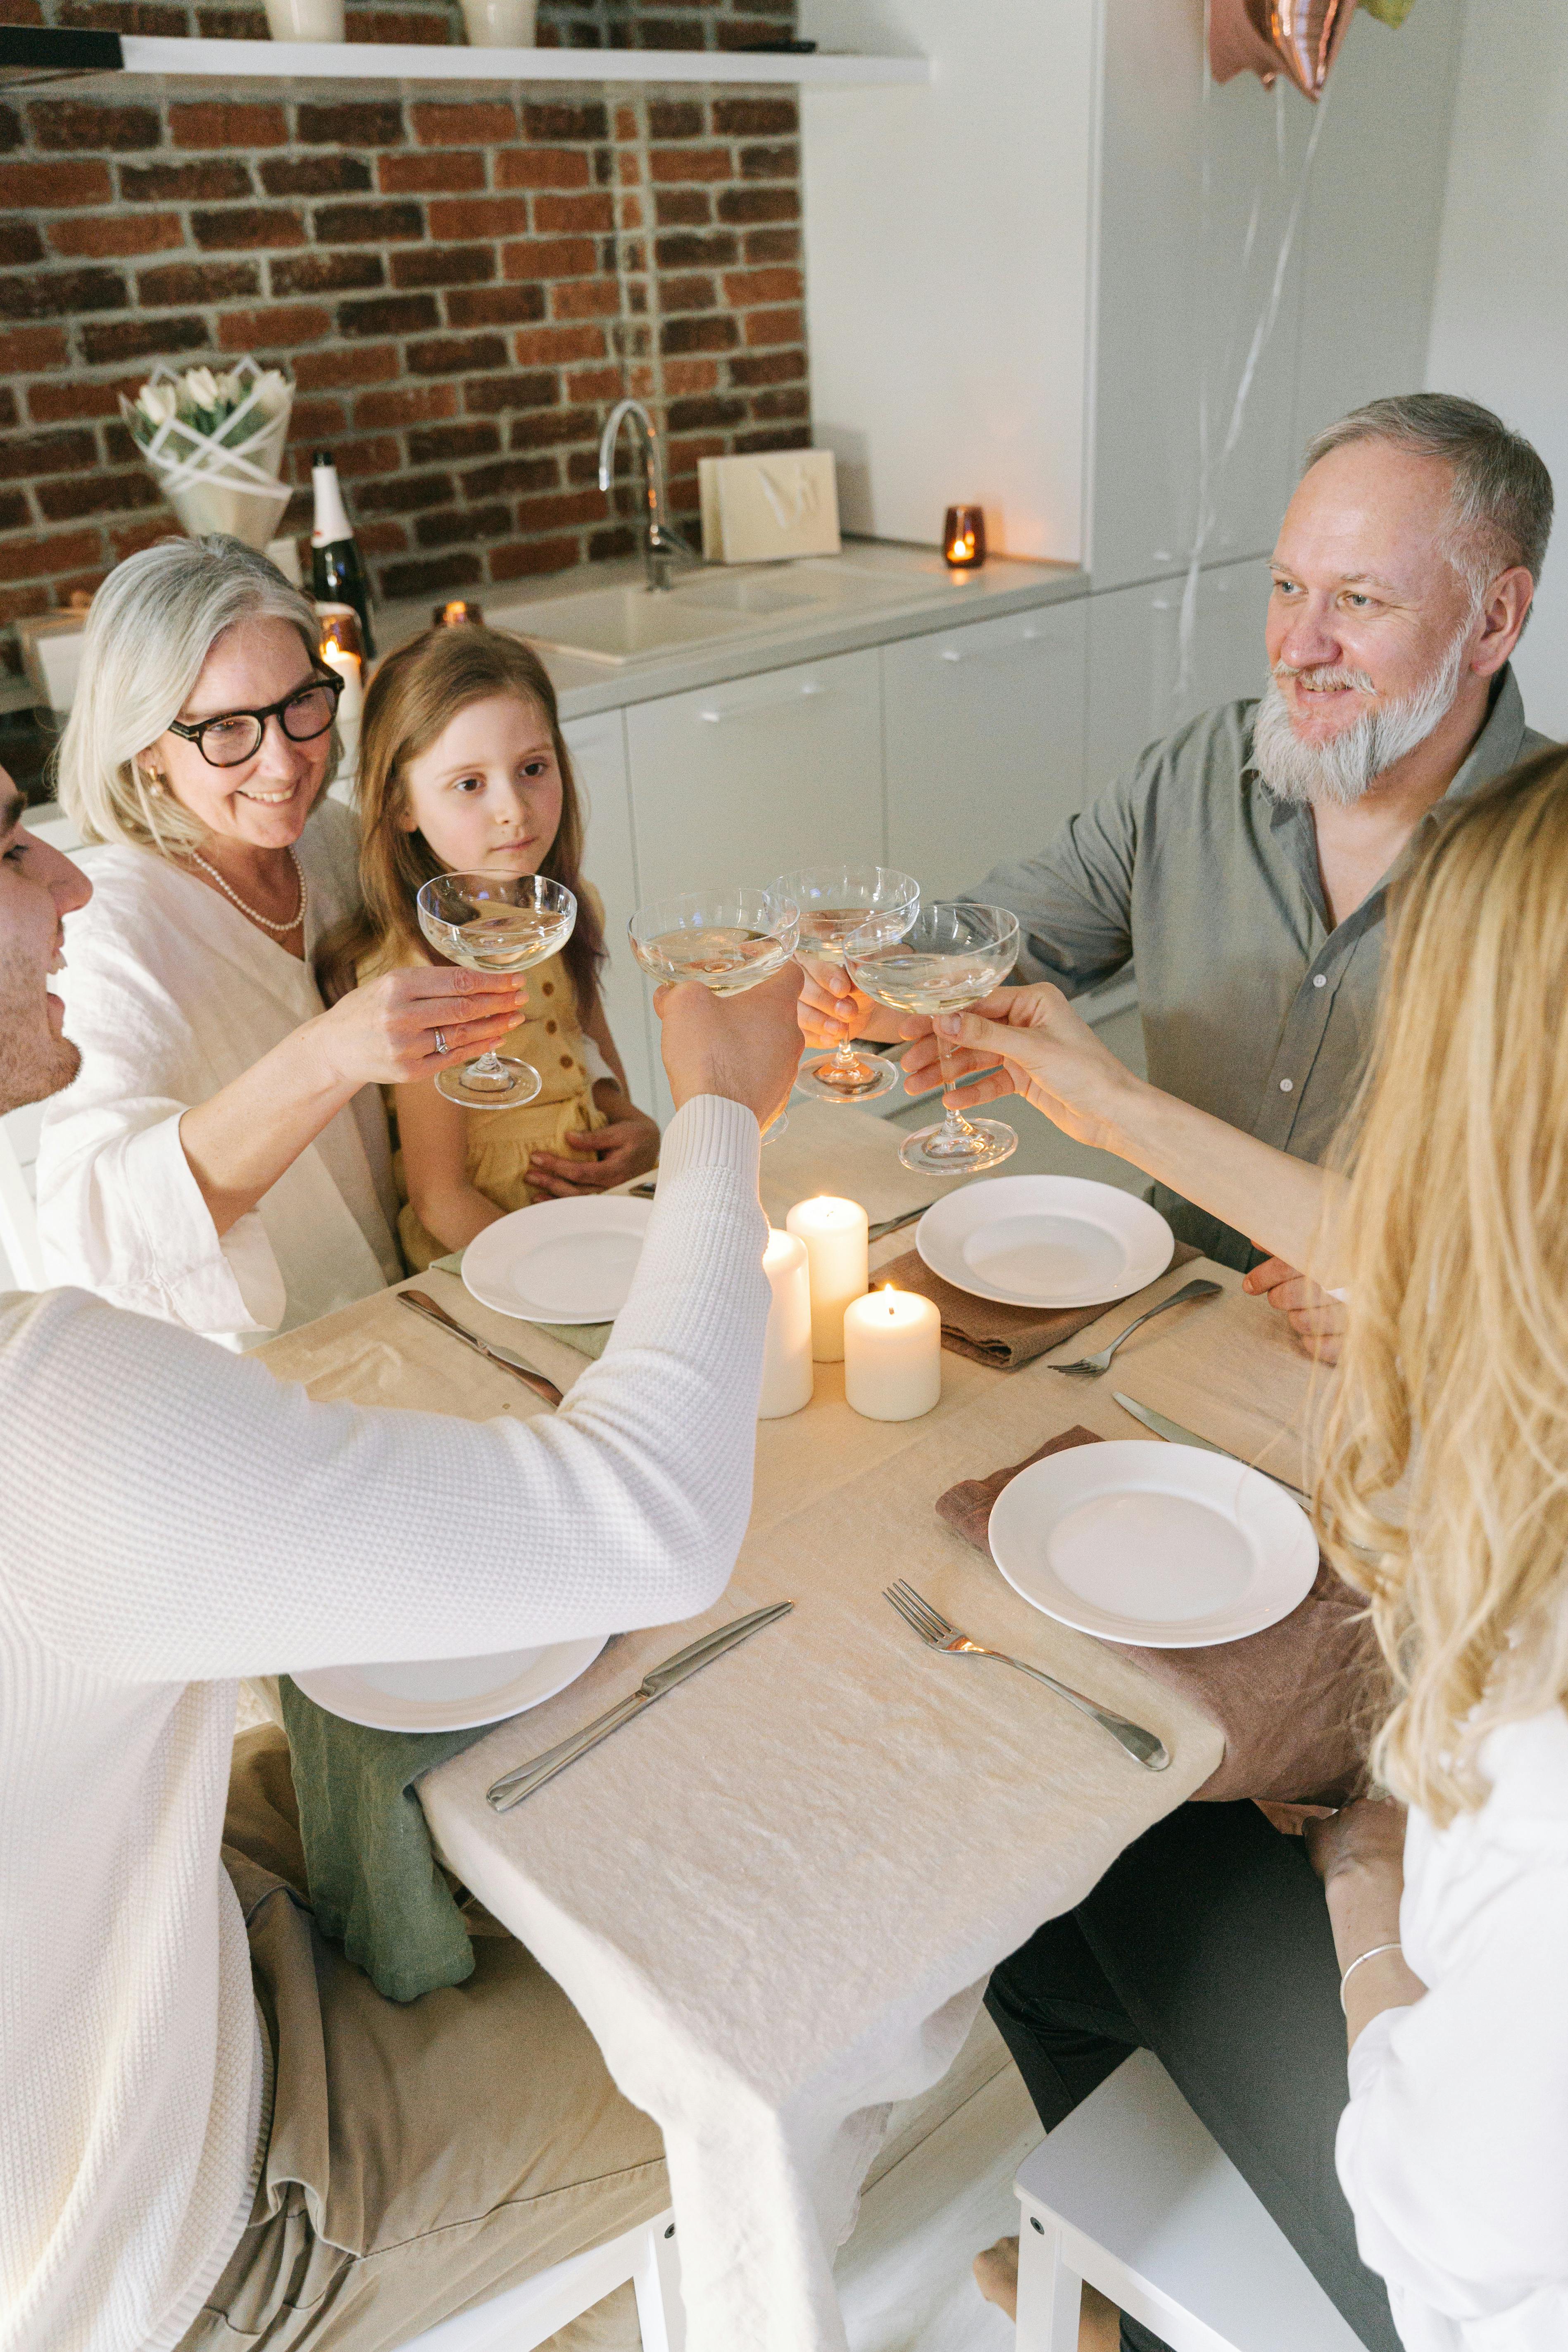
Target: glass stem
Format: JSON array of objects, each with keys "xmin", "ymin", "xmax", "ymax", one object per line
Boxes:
[
  {"xmin": 935, "ymin": 1025, "xmax": 980, "ymax": 1142},
  {"xmin": 470, "ymin": 1049, "xmax": 504, "ymax": 1076}
]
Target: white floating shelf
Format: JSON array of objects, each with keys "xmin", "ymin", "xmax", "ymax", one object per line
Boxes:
[{"xmin": 117, "ymin": 34, "xmax": 929, "ymax": 86}]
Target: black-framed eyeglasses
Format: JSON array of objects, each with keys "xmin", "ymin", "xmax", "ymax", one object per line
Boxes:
[{"xmin": 167, "ymin": 672, "xmax": 344, "ymax": 770}]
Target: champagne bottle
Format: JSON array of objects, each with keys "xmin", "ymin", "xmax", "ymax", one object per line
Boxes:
[{"xmin": 310, "ymin": 450, "xmax": 376, "ymax": 659}]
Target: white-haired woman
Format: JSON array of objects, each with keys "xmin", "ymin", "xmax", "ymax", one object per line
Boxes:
[
  {"xmin": 910, "ymin": 746, "xmax": 1568, "ymax": 2351},
  {"xmin": 40, "ymin": 537, "xmax": 522, "ymax": 1345}
]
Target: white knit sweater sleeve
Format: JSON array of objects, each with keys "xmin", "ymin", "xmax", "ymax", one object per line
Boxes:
[
  {"xmin": 5, "ymin": 1096, "xmax": 769, "ymax": 1682},
  {"xmin": 36, "ymin": 862, "xmax": 285, "ymax": 1336},
  {"xmin": 1335, "ymin": 1715, "xmax": 1568, "ymax": 2349}
]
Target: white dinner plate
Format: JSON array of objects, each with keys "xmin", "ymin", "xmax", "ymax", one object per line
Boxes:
[
  {"xmin": 293, "ymin": 1635, "xmax": 607, "ymax": 1733},
  {"xmin": 987, "ymin": 1439, "xmax": 1318, "ymax": 1647},
  {"xmin": 462, "ymin": 1196, "xmax": 653, "ymax": 1324},
  {"xmin": 916, "ymin": 1175, "xmax": 1174, "ymax": 1309}
]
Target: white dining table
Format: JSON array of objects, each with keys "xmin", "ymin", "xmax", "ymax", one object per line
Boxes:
[{"xmin": 257, "ymin": 1105, "xmax": 1317, "ymax": 2352}]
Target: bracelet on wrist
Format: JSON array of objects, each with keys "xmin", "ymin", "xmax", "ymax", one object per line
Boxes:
[{"xmin": 1339, "ymin": 1942, "xmax": 1404, "ymax": 2014}]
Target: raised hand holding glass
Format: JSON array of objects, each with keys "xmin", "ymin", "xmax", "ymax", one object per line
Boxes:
[
  {"xmin": 771, "ymin": 863, "xmax": 918, "ymax": 1104},
  {"xmin": 845, "ymin": 902, "xmax": 1020, "ymax": 1176}
]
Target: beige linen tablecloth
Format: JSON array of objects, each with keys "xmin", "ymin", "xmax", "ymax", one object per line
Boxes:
[{"xmin": 259, "ymin": 1105, "xmax": 1321, "ymax": 2352}]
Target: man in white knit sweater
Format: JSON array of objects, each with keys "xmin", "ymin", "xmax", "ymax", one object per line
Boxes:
[{"xmin": 0, "ymin": 772, "xmax": 804, "ymax": 2352}]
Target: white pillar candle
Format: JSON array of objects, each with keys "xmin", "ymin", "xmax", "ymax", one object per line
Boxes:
[
  {"xmin": 785, "ymin": 1194, "xmax": 869, "ymax": 1362},
  {"xmin": 759, "ymin": 1228, "xmax": 814, "ymax": 1419},
  {"xmin": 843, "ymin": 1286, "xmax": 942, "ymax": 1421}
]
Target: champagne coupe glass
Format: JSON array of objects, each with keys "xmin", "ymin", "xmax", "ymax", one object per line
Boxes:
[
  {"xmin": 845, "ymin": 901, "xmax": 1020, "ymax": 1176},
  {"xmin": 770, "ymin": 863, "xmax": 919, "ymax": 1105},
  {"xmin": 416, "ymin": 871, "xmax": 576, "ymax": 1109},
  {"xmin": 628, "ymin": 886, "xmax": 799, "ymax": 1142}
]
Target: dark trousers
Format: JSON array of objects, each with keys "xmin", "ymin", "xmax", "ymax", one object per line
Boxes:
[{"xmin": 985, "ymin": 1801, "xmax": 1399, "ymax": 2352}]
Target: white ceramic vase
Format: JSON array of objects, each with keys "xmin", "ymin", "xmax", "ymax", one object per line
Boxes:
[
  {"xmin": 264, "ymin": 0, "xmax": 346, "ymax": 40},
  {"xmin": 459, "ymin": 0, "xmax": 537, "ymax": 45}
]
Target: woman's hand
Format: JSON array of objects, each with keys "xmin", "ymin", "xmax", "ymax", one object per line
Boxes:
[
  {"xmin": 1304, "ymin": 1795, "xmax": 1408, "ymax": 1891},
  {"xmin": 796, "ymin": 955, "xmax": 921, "ymax": 1052},
  {"xmin": 312, "ymin": 965, "xmax": 525, "ymax": 1091},
  {"xmin": 528, "ymin": 1103, "xmax": 661, "ymax": 1197},
  {"xmin": 898, "ymin": 983, "xmax": 1138, "ymax": 1150},
  {"xmin": 1243, "ymin": 1257, "xmax": 1348, "ymax": 1365}
]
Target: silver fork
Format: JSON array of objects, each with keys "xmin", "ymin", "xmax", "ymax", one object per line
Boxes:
[
  {"xmin": 1049, "ymin": 1278, "xmax": 1222, "ymax": 1378},
  {"xmin": 883, "ymin": 1580, "xmax": 1169, "ymax": 1770}
]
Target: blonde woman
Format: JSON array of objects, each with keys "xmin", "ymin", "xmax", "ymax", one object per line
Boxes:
[
  {"xmin": 912, "ymin": 745, "xmax": 1568, "ymax": 2351},
  {"xmin": 41, "ymin": 536, "xmax": 521, "ymax": 1345}
]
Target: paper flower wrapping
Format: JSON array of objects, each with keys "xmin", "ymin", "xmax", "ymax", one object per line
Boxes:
[{"xmin": 122, "ymin": 359, "xmax": 295, "ymax": 549}]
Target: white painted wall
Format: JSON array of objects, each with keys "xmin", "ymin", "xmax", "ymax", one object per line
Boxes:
[
  {"xmin": 799, "ymin": 0, "xmax": 1097, "ymax": 562},
  {"xmin": 1426, "ymin": 0, "xmax": 1568, "ymax": 740}
]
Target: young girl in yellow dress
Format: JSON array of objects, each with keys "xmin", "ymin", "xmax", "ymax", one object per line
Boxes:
[{"xmin": 321, "ymin": 625, "xmax": 659, "ymax": 1270}]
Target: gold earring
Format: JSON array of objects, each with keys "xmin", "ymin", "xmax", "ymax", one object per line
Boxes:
[{"xmin": 143, "ymin": 769, "xmax": 164, "ymax": 795}]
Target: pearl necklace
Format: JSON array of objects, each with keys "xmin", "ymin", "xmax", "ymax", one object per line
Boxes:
[{"xmin": 186, "ymin": 845, "xmax": 307, "ymax": 937}]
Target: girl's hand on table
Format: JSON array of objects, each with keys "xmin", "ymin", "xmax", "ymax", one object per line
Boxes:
[
  {"xmin": 528, "ymin": 1105, "xmax": 661, "ymax": 1197},
  {"xmin": 314, "ymin": 966, "xmax": 525, "ymax": 1090},
  {"xmin": 899, "ymin": 983, "xmax": 1138, "ymax": 1152}
]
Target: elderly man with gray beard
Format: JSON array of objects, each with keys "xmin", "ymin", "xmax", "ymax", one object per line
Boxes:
[{"xmin": 802, "ymin": 394, "xmax": 1554, "ymax": 1362}]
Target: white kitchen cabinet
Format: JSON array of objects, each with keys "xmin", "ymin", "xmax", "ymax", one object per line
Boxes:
[
  {"xmin": 1083, "ymin": 556, "xmax": 1271, "ymax": 797},
  {"xmin": 623, "ymin": 646, "xmax": 883, "ymax": 1122},
  {"xmin": 883, "ymin": 598, "xmax": 1088, "ymax": 896},
  {"xmin": 562, "ymin": 709, "xmax": 658, "ymax": 1117},
  {"xmin": 624, "ymin": 648, "xmax": 884, "ymax": 902}
]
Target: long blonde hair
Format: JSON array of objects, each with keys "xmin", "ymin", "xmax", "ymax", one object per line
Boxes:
[
  {"xmin": 317, "ymin": 625, "xmax": 604, "ymax": 1014},
  {"xmin": 1317, "ymin": 744, "xmax": 1568, "ymax": 1824}
]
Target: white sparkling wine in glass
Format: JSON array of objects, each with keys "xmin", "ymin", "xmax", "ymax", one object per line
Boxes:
[
  {"xmin": 638, "ymin": 924, "xmax": 791, "ymax": 993},
  {"xmin": 423, "ymin": 904, "xmax": 574, "ymax": 974},
  {"xmin": 795, "ymin": 907, "xmax": 868, "ymax": 965},
  {"xmin": 842, "ymin": 947, "xmax": 1013, "ymax": 1014}
]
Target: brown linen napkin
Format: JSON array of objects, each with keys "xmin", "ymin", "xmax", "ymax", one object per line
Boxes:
[
  {"xmin": 876, "ymin": 1242, "xmax": 1202, "ymax": 1371},
  {"xmin": 937, "ymin": 1426, "xmax": 1387, "ymax": 1804}
]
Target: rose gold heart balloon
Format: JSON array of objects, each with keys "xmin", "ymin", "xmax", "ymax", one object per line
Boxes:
[
  {"xmin": 1271, "ymin": 0, "xmax": 1357, "ymax": 97},
  {"xmin": 1209, "ymin": 0, "xmax": 1358, "ymax": 99}
]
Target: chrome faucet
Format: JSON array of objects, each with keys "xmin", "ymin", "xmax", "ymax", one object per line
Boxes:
[{"xmin": 597, "ymin": 398, "xmax": 697, "ymax": 592}]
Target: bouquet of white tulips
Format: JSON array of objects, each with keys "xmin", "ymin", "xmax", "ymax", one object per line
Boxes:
[{"xmin": 122, "ymin": 358, "xmax": 295, "ymax": 550}]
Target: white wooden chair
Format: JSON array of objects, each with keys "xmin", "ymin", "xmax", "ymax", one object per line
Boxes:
[
  {"xmin": 1014, "ymin": 2050, "xmax": 1372, "ymax": 2352},
  {"xmin": 394, "ymin": 2209, "xmax": 684, "ymax": 2352}
]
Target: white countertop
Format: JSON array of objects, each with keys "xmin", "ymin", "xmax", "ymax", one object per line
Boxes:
[{"xmin": 379, "ymin": 538, "xmax": 1089, "ymax": 722}]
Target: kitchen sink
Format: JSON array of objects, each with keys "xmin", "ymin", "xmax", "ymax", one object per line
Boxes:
[{"xmin": 488, "ymin": 561, "xmax": 916, "ymax": 666}]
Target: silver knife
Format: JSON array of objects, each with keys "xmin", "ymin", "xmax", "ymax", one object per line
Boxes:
[
  {"xmin": 1112, "ymin": 1391, "xmax": 1311, "ymax": 1506},
  {"xmin": 868, "ymin": 1201, "xmax": 937, "ymax": 1242},
  {"xmin": 485, "ymin": 1600, "xmax": 795, "ymax": 1811},
  {"xmin": 398, "ymin": 1289, "xmax": 564, "ymax": 1407}
]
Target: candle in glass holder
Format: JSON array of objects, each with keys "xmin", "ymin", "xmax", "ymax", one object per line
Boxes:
[
  {"xmin": 759, "ymin": 1228, "xmax": 813, "ymax": 1419},
  {"xmin": 785, "ymin": 1194, "xmax": 869, "ymax": 1362},
  {"xmin": 843, "ymin": 1285, "xmax": 941, "ymax": 1421},
  {"xmin": 433, "ymin": 598, "xmax": 485, "ymax": 627},
  {"xmin": 942, "ymin": 505, "xmax": 986, "ymax": 569},
  {"xmin": 317, "ymin": 604, "xmax": 364, "ymax": 781}
]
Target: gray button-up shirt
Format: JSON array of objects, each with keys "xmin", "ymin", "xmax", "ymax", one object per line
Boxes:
[{"xmin": 973, "ymin": 667, "xmax": 1550, "ymax": 1268}]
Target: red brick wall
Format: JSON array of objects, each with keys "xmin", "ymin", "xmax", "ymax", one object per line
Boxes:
[{"xmin": 0, "ymin": 0, "xmax": 810, "ymax": 632}]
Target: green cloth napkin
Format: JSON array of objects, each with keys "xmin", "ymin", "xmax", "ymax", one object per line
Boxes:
[
  {"xmin": 430, "ymin": 1250, "xmax": 611, "ymax": 1361},
  {"xmin": 279, "ymin": 1675, "xmax": 493, "ymax": 2001}
]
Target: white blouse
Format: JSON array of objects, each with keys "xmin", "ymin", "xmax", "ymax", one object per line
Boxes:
[
  {"xmin": 37, "ymin": 798, "xmax": 402, "ymax": 1347},
  {"xmin": 1337, "ymin": 1708, "xmax": 1568, "ymax": 2350}
]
